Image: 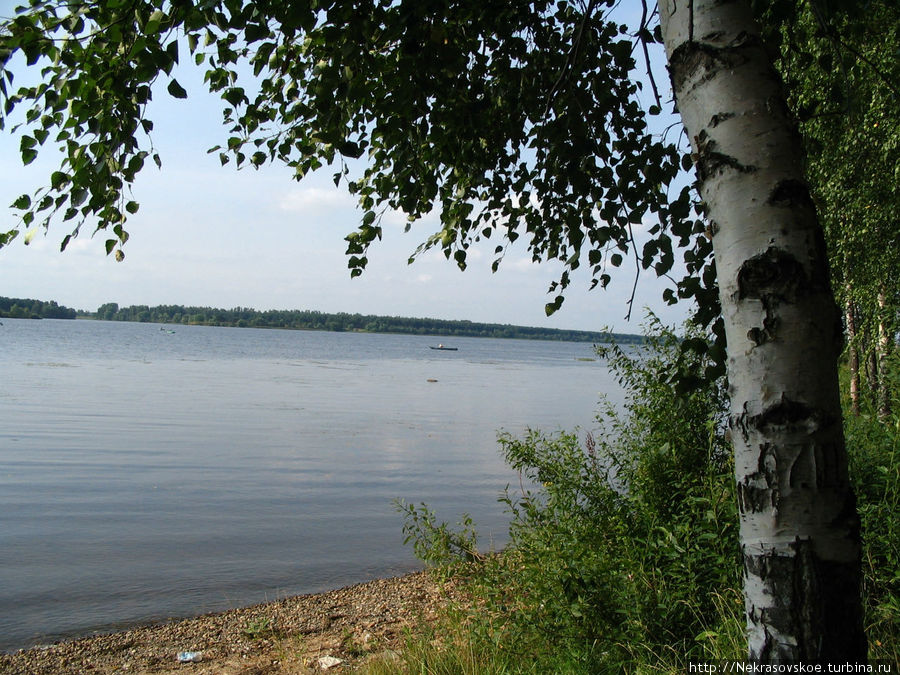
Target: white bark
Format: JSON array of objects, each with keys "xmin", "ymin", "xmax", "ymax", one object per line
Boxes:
[
  {"xmin": 845, "ymin": 291, "xmax": 860, "ymax": 416},
  {"xmin": 877, "ymin": 288, "xmax": 891, "ymax": 420},
  {"xmin": 658, "ymin": 0, "xmax": 865, "ymax": 662}
]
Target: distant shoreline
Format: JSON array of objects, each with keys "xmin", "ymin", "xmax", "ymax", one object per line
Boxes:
[{"xmin": 2, "ymin": 295, "xmax": 644, "ymax": 344}]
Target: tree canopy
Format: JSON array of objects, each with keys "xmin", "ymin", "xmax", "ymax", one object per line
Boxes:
[
  {"xmin": 0, "ymin": 1, "xmax": 894, "ymax": 336},
  {"xmin": 0, "ymin": 0, "xmax": 704, "ymax": 318},
  {"xmin": 89, "ymin": 299, "xmax": 643, "ymax": 341}
]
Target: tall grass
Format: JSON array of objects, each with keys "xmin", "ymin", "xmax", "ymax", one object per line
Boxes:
[{"xmin": 845, "ymin": 354, "xmax": 900, "ymax": 662}]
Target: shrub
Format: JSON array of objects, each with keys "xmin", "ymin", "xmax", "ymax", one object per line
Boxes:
[
  {"xmin": 479, "ymin": 321, "xmax": 739, "ymax": 671},
  {"xmin": 395, "ymin": 319, "xmax": 899, "ymax": 671},
  {"xmin": 398, "ymin": 319, "xmax": 742, "ymax": 672}
]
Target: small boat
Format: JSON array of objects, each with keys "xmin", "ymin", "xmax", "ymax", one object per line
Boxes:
[{"xmin": 429, "ymin": 344, "xmax": 458, "ymax": 351}]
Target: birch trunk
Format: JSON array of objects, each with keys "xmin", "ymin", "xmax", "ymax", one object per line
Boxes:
[
  {"xmin": 846, "ymin": 290, "xmax": 860, "ymax": 416},
  {"xmin": 877, "ymin": 288, "xmax": 891, "ymax": 420},
  {"xmin": 868, "ymin": 346, "xmax": 880, "ymax": 410},
  {"xmin": 658, "ymin": 0, "xmax": 866, "ymax": 661}
]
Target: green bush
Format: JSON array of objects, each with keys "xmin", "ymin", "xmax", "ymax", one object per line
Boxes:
[
  {"xmin": 393, "ymin": 320, "xmax": 899, "ymax": 673},
  {"xmin": 482, "ymin": 322, "xmax": 740, "ymax": 672},
  {"xmin": 394, "ymin": 499, "xmax": 482, "ymax": 570},
  {"xmin": 398, "ymin": 319, "xmax": 742, "ymax": 673}
]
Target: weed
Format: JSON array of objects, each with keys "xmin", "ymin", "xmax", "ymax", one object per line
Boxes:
[
  {"xmin": 393, "ymin": 500, "xmax": 483, "ymax": 581},
  {"xmin": 243, "ymin": 616, "xmax": 278, "ymax": 640}
]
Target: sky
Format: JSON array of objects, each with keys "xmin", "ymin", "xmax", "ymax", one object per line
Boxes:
[{"xmin": 0, "ymin": 4, "xmax": 690, "ymax": 334}]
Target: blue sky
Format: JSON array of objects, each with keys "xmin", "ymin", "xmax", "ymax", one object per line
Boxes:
[{"xmin": 0, "ymin": 2, "xmax": 689, "ymax": 333}]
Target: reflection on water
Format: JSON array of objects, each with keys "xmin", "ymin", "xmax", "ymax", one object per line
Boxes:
[{"xmin": 0, "ymin": 319, "xmax": 622, "ymax": 651}]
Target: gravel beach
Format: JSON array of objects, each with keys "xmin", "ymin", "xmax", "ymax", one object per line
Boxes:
[{"xmin": 1, "ymin": 572, "xmax": 457, "ymax": 674}]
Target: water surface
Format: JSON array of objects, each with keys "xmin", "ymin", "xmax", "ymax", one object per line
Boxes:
[{"xmin": 0, "ymin": 319, "xmax": 619, "ymax": 651}]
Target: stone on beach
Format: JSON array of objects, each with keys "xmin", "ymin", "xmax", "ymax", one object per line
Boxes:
[{"xmin": 0, "ymin": 571, "xmax": 460, "ymax": 675}]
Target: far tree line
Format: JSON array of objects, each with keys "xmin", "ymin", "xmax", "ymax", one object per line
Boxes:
[
  {"xmin": 94, "ymin": 302, "xmax": 641, "ymax": 342},
  {"xmin": 0, "ymin": 296, "xmax": 639, "ymax": 343},
  {"xmin": 0, "ymin": 296, "xmax": 77, "ymax": 320}
]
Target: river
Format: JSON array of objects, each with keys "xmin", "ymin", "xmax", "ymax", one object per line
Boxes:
[{"xmin": 0, "ymin": 318, "xmax": 621, "ymax": 651}]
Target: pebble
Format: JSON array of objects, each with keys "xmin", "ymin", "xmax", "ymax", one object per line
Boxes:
[{"xmin": 0, "ymin": 572, "xmax": 461, "ymax": 675}]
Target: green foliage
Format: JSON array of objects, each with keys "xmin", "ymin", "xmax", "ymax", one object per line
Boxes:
[
  {"xmin": 844, "ymin": 358, "xmax": 900, "ymax": 661},
  {"xmin": 391, "ymin": 325, "xmax": 900, "ymax": 670},
  {"xmin": 487, "ymin": 322, "xmax": 738, "ymax": 670},
  {"xmin": 360, "ymin": 623, "xmax": 518, "ymax": 675},
  {"xmin": 394, "ymin": 500, "xmax": 482, "ymax": 572},
  {"xmin": 242, "ymin": 616, "xmax": 280, "ymax": 640},
  {"xmin": 399, "ymin": 318, "xmax": 743, "ymax": 672},
  {"xmin": 0, "ymin": 1, "xmax": 699, "ymax": 315},
  {"xmin": 767, "ymin": 0, "xmax": 900, "ymax": 388}
]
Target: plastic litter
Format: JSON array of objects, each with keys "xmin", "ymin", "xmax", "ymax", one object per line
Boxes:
[
  {"xmin": 176, "ymin": 651, "xmax": 203, "ymax": 663},
  {"xmin": 317, "ymin": 655, "xmax": 343, "ymax": 669}
]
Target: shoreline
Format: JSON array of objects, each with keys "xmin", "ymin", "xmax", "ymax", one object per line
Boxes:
[{"xmin": 0, "ymin": 571, "xmax": 456, "ymax": 674}]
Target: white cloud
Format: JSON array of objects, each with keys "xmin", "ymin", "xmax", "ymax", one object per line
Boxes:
[
  {"xmin": 278, "ymin": 186, "xmax": 355, "ymax": 213},
  {"xmin": 509, "ymin": 257, "xmax": 539, "ymax": 273}
]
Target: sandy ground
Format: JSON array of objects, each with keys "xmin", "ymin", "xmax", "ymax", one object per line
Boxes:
[{"xmin": 1, "ymin": 572, "xmax": 458, "ymax": 675}]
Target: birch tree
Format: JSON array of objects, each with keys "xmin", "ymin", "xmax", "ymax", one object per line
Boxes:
[
  {"xmin": 0, "ymin": 0, "xmax": 870, "ymax": 661},
  {"xmin": 658, "ymin": 0, "xmax": 865, "ymax": 660}
]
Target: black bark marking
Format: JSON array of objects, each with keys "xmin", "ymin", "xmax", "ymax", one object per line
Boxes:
[
  {"xmin": 709, "ymin": 111, "xmax": 734, "ymax": 128},
  {"xmin": 667, "ymin": 32, "xmax": 764, "ymax": 95},
  {"xmin": 701, "ymin": 30, "xmax": 725, "ymax": 42},
  {"xmin": 747, "ymin": 313, "xmax": 780, "ymax": 346},
  {"xmin": 696, "ymin": 144, "xmax": 756, "ymax": 181},
  {"xmin": 737, "ymin": 243, "xmax": 840, "ymax": 356},
  {"xmin": 752, "ymin": 396, "xmax": 834, "ymax": 437},
  {"xmin": 767, "ymin": 179, "xmax": 815, "ymax": 210},
  {"xmin": 731, "ymin": 394, "xmax": 837, "ymax": 450},
  {"xmin": 737, "ymin": 247, "xmax": 808, "ymax": 303},
  {"xmin": 737, "ymin": 247, "xmax": 812, "ymax": 344},
  {"xmin": 747, "ymin": 326, "xmax": 765, "ymax": 346},
  {"xmin": 737, "ymin": 442, "xmax": 779, "ymax": 513},
  {"xmin": 691, "ymin": 131, "xmax": 756, "ymax": 182},
  {"xmin": 757, "ymin": 398, "xmax": 815, "ymax": 428},
  {"xmin": 733, "ymin": 400, "xmax": 752, "ymax": 442}
]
